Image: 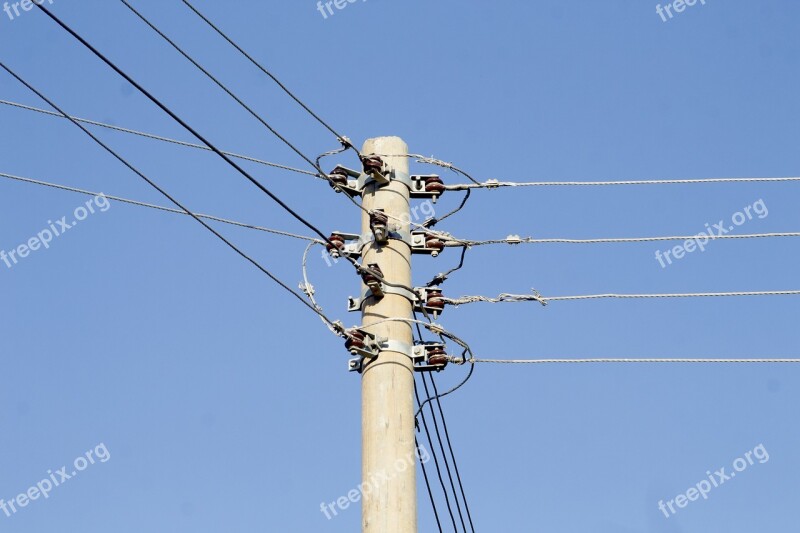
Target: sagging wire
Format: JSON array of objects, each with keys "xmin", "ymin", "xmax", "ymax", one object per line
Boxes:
[
  {"xmin": 0, "ymin": 99, "xmax": 322, "ymax": 179},
  {"xmin": 458, "ymin": 233, "xmax": 800, "ymax": 247},
  {"xmin": 443, "ymin": 290, "xmax": 800, "ymax": 307},
  {"xmin": 444, "ymin": 176, "xmax": 800, "ymax": 190},
  {"xmin": 0, "ymin": 172, "xmax": 325, "ymax": 243},
  {"xmin": 446, "ymin": 357, "xmax": 800, "ymax": 364},
  {"xmin": 300, "ymin": 242, "xmax": 346, "ymax": 337},
  {"xmin": 427, "ymin": 245, "xmax": 469, "ymax": 287}
]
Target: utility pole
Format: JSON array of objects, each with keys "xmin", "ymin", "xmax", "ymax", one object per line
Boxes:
[{"xmin": 360, "ymin": 137, "xmax": 417, "ymax": 533}]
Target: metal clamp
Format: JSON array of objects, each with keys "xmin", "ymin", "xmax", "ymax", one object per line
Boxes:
[
  {"xmin": 327, "ymin": 231, "xmax": 365, "ymax": 259},
  {"xmin": 410, "ymin": 231, "xmax": 446, "ymax": 257},
  {"xmin": 357, "ymin": 169, "xmax": 412, "ymax": 191},
  {"xmin": 348, "ymin": 283, "xmax": 419, "ymax": 312},
  {"xmin": 412, "ymin": 342, "xmax": 449, "ymax": 372},
  {"xmin": 347, "ymin": 338, "xmax": 415, "ymax": 373},
  {"xmin": 328, "ymin": 166, "xmax": 363, "ymax": 198},
  {"xmin": 409, "ymin": 174, "xmax": 445, "ymax": 203}
]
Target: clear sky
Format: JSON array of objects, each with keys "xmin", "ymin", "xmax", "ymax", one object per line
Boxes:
[{"xmin": 2, "ymin": 0, "xmax": 799, "ymax": 531}]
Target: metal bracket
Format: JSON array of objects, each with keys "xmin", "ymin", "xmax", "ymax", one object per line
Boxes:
[
  {"xmin": 328, "ymin": 231, "xmax": 365, "ymax": 259},
  {"xmin": 347, "ymin": 339, "xmax": 415, "ymax": 374},
  {"xmin": 357, "ymin": 169, "xmax": 412, "ymax": 191},
  {"xmin": 346, "ymin": 329, "xmax": 386, "ymax": 359},
  {"xmin": 413, "ymin": 286, "xmax": 445, "ymax": 319},
  {"xmin": 379, "ymin": 339, "xmax": 414, "ymax": 359},
  {"xmin": 348, "ymin": 283, "xmax": 419, "ymax": 312},
  {"xmin": 412, "ymin": 342, "xmax": 448, "ymax": 372},
  {"xmin": 410, "ymin": 231, "xmax": 445, "ymax": 257},
  {"xmin": 409, "ymin": 174, "xmax": 443, "ymax": 202},
  {"xmin": 337, "ymin": 166, "xmax": 445, "ymax": 202},
  {"xmin": 348, "ymin": 357, "xmax": 364, "ymax": 373}
]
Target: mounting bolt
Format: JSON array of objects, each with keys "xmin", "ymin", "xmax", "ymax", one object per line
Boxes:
[
  {"xmin": 361, "ymin": 263, "xmax": 385, "ymax": 298},
  {"xmin": 370, "ymin": 210, "xmax": 390, "ymax": 244}
]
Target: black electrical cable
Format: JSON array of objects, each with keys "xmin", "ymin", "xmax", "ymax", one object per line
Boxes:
[
  {"xmin": 430, "ymin": 374, "xmax": 476, "ymax": 532},
  {"xmin": 114, "ymin": 2, "xmax": 425, "ymax": 297},
  {"xmin": 421, "ymin": 373, "xmax": 468, "ymax": 532},
  {"xmin": 416, "ymin": 436, "xmax": 444, "ymax": 533},
  {"xmin": 412, "ymin": 310, "xmax": 477, "ymax": 417},
  {"xmin": 32, "ymin": 2, "xmax": 400, "ymax": 294},
  {"xmin": 32, "ymin": 3, "xmax": 331, "ymax": 241},
  {"xmin": 179, "ymin": 0, "xmax": 359, "ymax": 156},
  {"xmin": 0, "ymin": 62, "xmax": 339, "ymax": 329},
  {"xmin": 428, "ymin": 245, "xmax": 468, "ymax": 287},
  {"xmin": 414, "ymin": 380, "xmax": 459, "ymax": 532},
  {"xmin": 118, "ymin": 0, "xmax": 325, "ymax": 175},
  {"xmin": 426, "ymin": 189, "xmax": 472, "ymax": 228}
]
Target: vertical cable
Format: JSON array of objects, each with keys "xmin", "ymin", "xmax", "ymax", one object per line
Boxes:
[{"xmin": 421, "ymin": 373, "xmax": 468, "ymax": 531}]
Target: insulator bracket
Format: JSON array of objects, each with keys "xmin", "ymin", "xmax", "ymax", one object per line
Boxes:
[{"xmin": 348, "ymin": 283, "xmax": 418, "ymax": 312}]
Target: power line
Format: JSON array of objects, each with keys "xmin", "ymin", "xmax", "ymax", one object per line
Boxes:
[
  {"xmin": 416, "ymin": 436, "xmax": 444, "ymax": 533},
  {"xmin": 0, "ymin": 61, "xmax": 341, "ymax": 334},
  {"xmin": 30, "ymin": 3, "xmax": 361, "ymax": 267},
  {"xmin": 60, "ymin": 1, "xmax": 410, "ymax": 296},
  {"xmin": 414, "ymin": 380, "xmax": 460, "ymax": 531},
  {"xmin": 118, "ymin": 1, "xmax": 431, "ymax": 261},
  {"xmin": 118, "ymin": 0, "xmax": 326, "ymax": 175},
  {"xmin": 456, "ymin": 233, "xmax": 800, "ymax": 246},
  {"xmin": 420, "ymin": 373, "xmax": 468, "ymax": 532},
  {"xmin": 129, "ymin": 0, "xmax": 450, "ymax": 282},
  {"xmin": 445, "ymin": 176, "xmax": 800, "ymax": 190},
  {"xmin": 429, "ymin": 375, "xmax": 476, "ymax": 533},
  {"xmin": 448, "ymin": 357, "xmax": 800, "ymax": 364},
  {"xmin": 0, "ymin": 172, "xmax": 323, "ymax": 243},
  {"xmin": 443, "ymin": 290, "xmax": 800, "ymax": 307},
  {"xmin": 179, "ymin": 0, "xmax": 357, "ymax": 154},
  {"xmin": 0, "ymin": 99, "xmax": 320, "ymax": 178}
]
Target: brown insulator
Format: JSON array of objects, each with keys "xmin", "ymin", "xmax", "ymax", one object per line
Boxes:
[
  {"xmin": 425, "ymin": 175, "xmax": 446, "ymax": 195},
  {"xmin": 328, "ymin": 166, "xmax": 349, "ymax": 189},
  {"xmin": 361, "ymin": 156, "xmax": 384, "ymax": 174},
  {"xmin": 345, "ymin": 329, "xmax": 366, "ymax": 353},
  {"xmin": 326, "ymin": 233, "xmax": 346, "ymax": 256}
]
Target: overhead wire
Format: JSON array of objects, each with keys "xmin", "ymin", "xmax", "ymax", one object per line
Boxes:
[
  {"xmin": 31, "ymin": 2, "xmax": 405, "ymax": 297},
  {"xmin": 0, "ymin": 61, "xmax": 342, "ymax": 334},
  {"xmin": 0, "ymin": 172, "xmax": 324, "ymax": 243},
  {"xmin": 117, "ymin": 0, "xmax": 433, "ymax": 296},
  {"xmin": 429, "ymin": 375, "xmax": 476, "ymax": 533},
  {"xmin": 0, "ymin": 99, "xmax": 321, "ymax": 178},
  {"xmin": 179, "ymin": 0, "xmax": 358, "ymax": 155},
  {"xmin": 456, "ymin": 233, "xmax": 800, "ymax": 247},
  {"xmin": 420, "ymin": 373, "xmax": 468, "ymax": 532},
  {"xmin": 442, "ymin": 290, "xmax": 800, "ymax": 307},
  {"xmin": 447, "ymin": 357, "xmax": 800, "ymax": 364},
  {"xmin": 416, "ymin": 435, "xmax": 445, "ymax": 533},
  {"xmin": 445, "ymin": 176, "xmax": 800, "ymax": 190},
  {"xmin": 414, "ymin": 377, "xmax": 460, "ymax": 531},
  {"xmin": 118, "ymin": 0, "xmax": 326, "ymax": 175}
]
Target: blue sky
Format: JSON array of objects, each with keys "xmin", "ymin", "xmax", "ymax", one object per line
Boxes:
[{"xmin": 1, "ymin": 0, "xmax": 799, "ymax": 531}]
